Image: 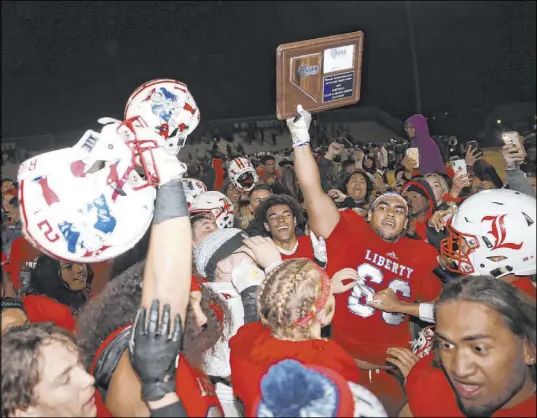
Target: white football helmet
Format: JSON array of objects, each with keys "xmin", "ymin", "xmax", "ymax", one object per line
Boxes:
[
  {"xmin": 411, "ymin": 326, "xmax": 435, "ymax": 359},
  {"xmin": 228, "ymin": 157, "xmax": 258, "ymax": 192},
  {"xmin": 182, "ymin": 178, "xmax": 207, "ymax": 208},
  {"xmin": 190, "ymin": 191, "xmax": 234, "ymax": 229},
  {"xmin": 125, "ymin": 78, "xmax": 200, "ymax": 155},
  {"xmin": 441, "ymin": 189, "xmax": 536, "ymax": 278},
  {"xmin": 17, "ymin": 119, "xmax": 158, "ymax": 263}
]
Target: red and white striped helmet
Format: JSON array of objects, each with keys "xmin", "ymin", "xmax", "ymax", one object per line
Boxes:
[
  {"xmin": 228, "ymin": 157, "xmax": 258, "ymax": 192},
  {"xmin": 190, "ymin": 191, "xmax": 234, "ymax": 229},
  {"xmin": 125, "ymin": 78, "xmax": 200, "ymax": 155}
]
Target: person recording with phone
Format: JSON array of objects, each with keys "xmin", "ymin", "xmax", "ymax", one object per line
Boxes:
[
  {"xmin": 501, "ymin": 132, "xmax": 535, "ymax": 198},
  {"xmin": 404, "ymin": 114, "xmax": 446, "ymax": 174},
  {"xmin": 465, "ymin": 140, "xmax": 504, "ymax": 189}
]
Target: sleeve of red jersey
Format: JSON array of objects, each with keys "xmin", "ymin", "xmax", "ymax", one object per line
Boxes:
[
  {"xmin": 191, "ymin": 275, "xmax": 202, "ymax": 292},
  {"xmin": 325, "ymin": 210, "xmax": 364, "ymax": 257},
  {"xmin": 414, "ymin": 243, "xmax": 443, "ymax": 302}
]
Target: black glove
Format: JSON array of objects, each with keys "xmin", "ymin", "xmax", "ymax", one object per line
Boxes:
[{"xmin": 128, "ymin": 300, "xmax": 183, "ymax": 402}]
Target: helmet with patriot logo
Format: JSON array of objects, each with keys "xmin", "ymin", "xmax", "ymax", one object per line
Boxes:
[
  {"xmin": 16, "ymin": 117, "xmax": 171, "ymax": 263},
  {"xmin": 441, "ymin": 189, "xmax": 536, "ymax": 278},
  {"xmin": 125, "ymin": 78, "xmax": 200, "ymax": 155}
]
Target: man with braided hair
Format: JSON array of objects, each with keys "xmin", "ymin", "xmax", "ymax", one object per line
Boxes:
[
  {"xmin": 229, "ymin": 258, "xmax": 368, "ymax": 414},
  {"xmin": 287, "ymin": 105, "xmax": 443, "ymax": 416}
]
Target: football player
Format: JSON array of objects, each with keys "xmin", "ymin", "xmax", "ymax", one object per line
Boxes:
[{"xmin": 287, "ymin": 105, "xmax": 443, "ymax": 415}]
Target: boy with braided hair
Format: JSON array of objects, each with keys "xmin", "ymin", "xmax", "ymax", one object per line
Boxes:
[{"xmin": 229, "ymin": 258, "xmax": 367, "ymax": 414}]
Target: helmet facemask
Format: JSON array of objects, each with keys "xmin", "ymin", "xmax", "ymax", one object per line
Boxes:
[
  {"xmin": 235, "ymin": 171, "xmax": 256, "ymax": 192},
  {"xmin": 440, "ymin": 219, "xmax": 480, "ymax": 275}
]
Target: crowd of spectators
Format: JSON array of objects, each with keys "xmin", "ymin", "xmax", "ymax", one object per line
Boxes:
[{"xmin": 2, "ymin": 78, "xmax": 536, "ymax": 417}]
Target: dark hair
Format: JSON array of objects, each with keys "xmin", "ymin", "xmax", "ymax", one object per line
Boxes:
[
  {"xmin": 255, "ymin": 194, "xmax": 305, "ymax": 226},
  {"xmin": 28, "ymin": 255, "xmax": 94, "ymax": 315},
  {"xmin": 2, "ymin": 322, "xmax": 77, "ymax": 417},
  {"xmin": 248, "ymin": 183, "xmax": 273, "ymax": 199},
  {"xmin": 261, "ymin": 155, "xmax": 276, "ymax": 164},
  {"xmin": 75, "ymin": 261, "xmax": 228, "ymax": 372},
  {"xmin": 338, "ymin": 169, "xmax": 373, "ymax": 201},
  {"xmin": 183, "ymin": 285, "xmax": 231, "ymax": 371},
  {"xmin": 76, "ymin": 262, "xmax": 144, "ymax": 369},
  {"xmin": 436, "ymin": 275, "xmax": 536, "ymax": 380}
]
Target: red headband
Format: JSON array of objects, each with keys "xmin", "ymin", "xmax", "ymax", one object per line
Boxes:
[{"xmin": 295, "ymin": 271, "xmax": 331, "ymax": 326}]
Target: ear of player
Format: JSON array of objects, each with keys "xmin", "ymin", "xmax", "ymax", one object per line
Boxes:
[{"xmin": 17, "ymin": 78, "xmax": 199, "ymax": 263}]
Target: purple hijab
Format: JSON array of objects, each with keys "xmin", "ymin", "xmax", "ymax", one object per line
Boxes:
[{"xmin": 405, "ymin": 114, "xmax": 446, "ymax": 174}]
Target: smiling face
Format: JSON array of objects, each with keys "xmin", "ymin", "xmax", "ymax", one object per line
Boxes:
[
  {"xmin": 264, "ymin": 204, "xmax": 297, "ymax": 244},
  {"xmin": 24, "ymin": 339, "xmax": 96, "ymax": 417},
  {"xmin": 436, "ymin": 301, "xmax": 534, "ymax": 417},
  {"xmin": 346, "ymin": 173, "xmax": 368, "ymax": 202},
  {"xmin": 368, "ymin": 196, "xmax": 408, "ymax": 242},
  {"xmin": 59, "ymin": 262, "xmax": 88, "ymax": 292}
]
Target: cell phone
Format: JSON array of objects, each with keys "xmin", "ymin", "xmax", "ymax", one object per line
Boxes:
[
  {"xmin": 451, "ymin": 159, "xmax": 467, "ymax": 175},
  {"xmin": 501, "ymin": 131, "xmax": 520, "ymax": 147},
  {"xmin": 406, "ymin": 147, "xmax": 420, "ymax": 168},
  {"xmin": 466, "ymin": 140, "xmax": 483, "ymax": 157},
  {"xmin": 467, "ymin": 140, "xmax": 479, "ymax": 150}
]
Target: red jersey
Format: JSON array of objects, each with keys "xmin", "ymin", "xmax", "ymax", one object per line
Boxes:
[
  {"xmin": 7, "ymin": 237, "xmax": 41, "ymax": 291},
  {"xmin": 325, "ymin": 210, "xmax": 442, "ymax": 365},
  {"xmin": 95, "ymin": 390, "xmax": 112, "ymax": 417},
  {"xmin": 279, "ymin": 235, "xmax": 315, "ymax": 261},
  {"xmin": 91, "ymin": 325, "xmax": 223, "ymax": 417},
  {"xmin": 229, "ymin": 321, "xmax": 365, "ymax": 415},
  {"xmin": 23, "ymin": 294, "xmax": 75, "ymax": 332},
  {"xmin": 176, "ymin": 356, "xmax": 223, "ymax": 417},
  {"xmin": 406, "ymin": 353, "xmax": 537, "ymax": 417},
  {"xmin": 511, "ymin": 276, "xmax": 537, "ymax": 299}
]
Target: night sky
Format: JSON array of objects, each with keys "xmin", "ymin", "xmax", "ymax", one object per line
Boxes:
[{"xmin": 2, "ymin": 1, "xmax": 535, "ymax": 138}]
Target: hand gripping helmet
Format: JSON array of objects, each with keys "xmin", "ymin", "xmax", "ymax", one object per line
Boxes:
[
  {"xmin": 228, "ymin": 157, "xmax": 258, "ymax": 192},
  {"xmin": 125, "ymin": 78, "xmax": 200, "ymax": 155},
  {"xmin": 182, "ymin": 178, "xmax": 208, "ymax": 208},
  {"xmin": 190, "ymin": 191, "xmax": 234, "ymax": 229},
  {"xmin": 17, "ymin": 118, "xmax": 160, "ymax": 263},
  {"xmin": 440, "ymin": 189, "xmax": 536, "ymax": 278}
]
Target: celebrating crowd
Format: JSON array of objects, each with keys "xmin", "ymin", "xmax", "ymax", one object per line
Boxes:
[{"xmin": 2, "ymin": 79, "xmax": 536, "ymax": 417}]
